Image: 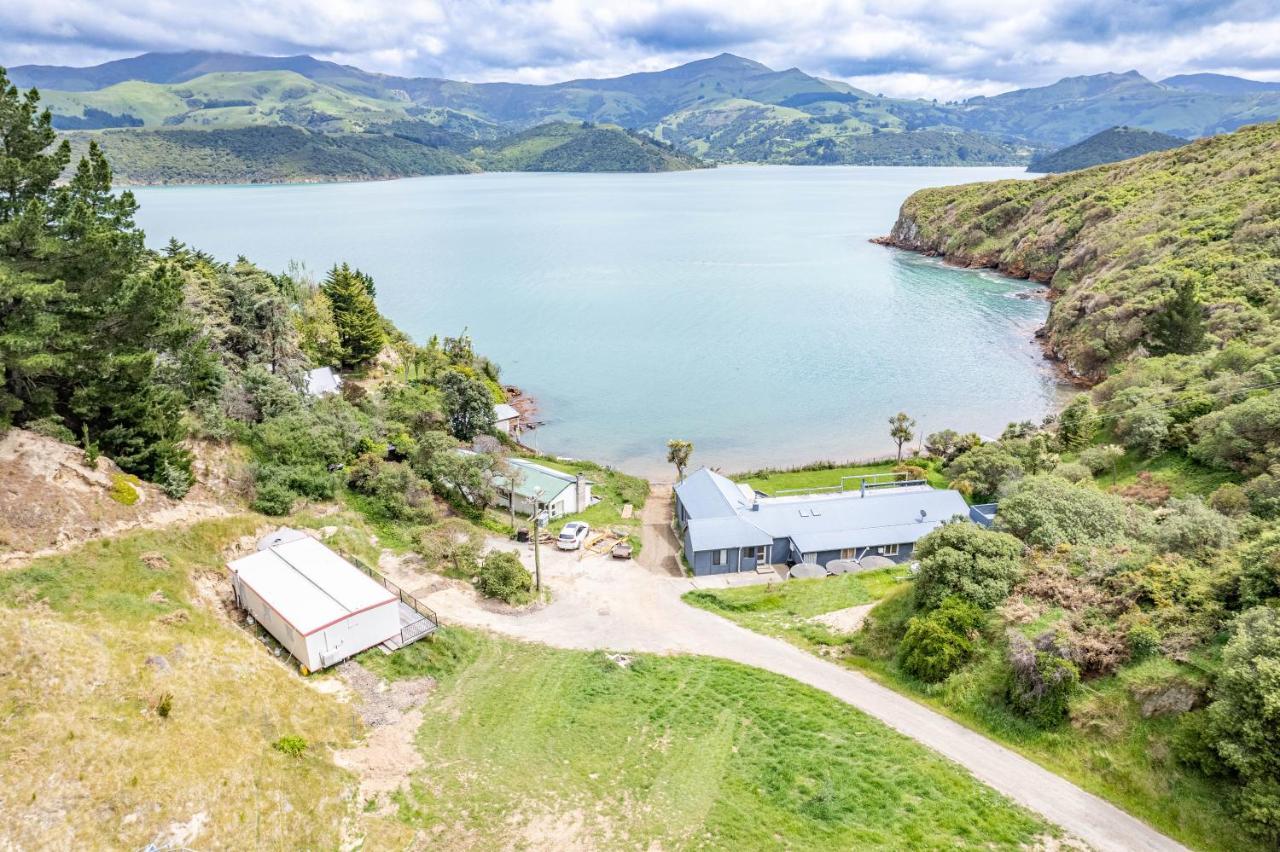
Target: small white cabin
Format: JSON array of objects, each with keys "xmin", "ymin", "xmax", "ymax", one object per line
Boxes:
[
  {"xmin": 493, "ymin": 403, "xmax": 520, "ymax": 435},
  {"xmin": 228, "ymin": 537, "xmax": 399, "ymax": 671}
]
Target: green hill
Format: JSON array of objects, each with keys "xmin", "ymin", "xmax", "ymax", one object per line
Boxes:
[
  {"xmin": 476, "ymin": 122, "xmax": 706, "ymax": 172},
  {"xmin": 878, "ymin": 120, "xmax": 1280, "ymax": 381},
  {"xmin": 70, "ymin": 126, "xmax": 478, "ymax": 184},
  {"xmin": 1027, "ymin": 126, "xmax": 1186, "ymax": 173}
]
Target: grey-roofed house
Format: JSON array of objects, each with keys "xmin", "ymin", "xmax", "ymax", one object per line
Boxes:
[{"xmin": 673, "ymin": 467, "xmax": 993, "ymax": 576}]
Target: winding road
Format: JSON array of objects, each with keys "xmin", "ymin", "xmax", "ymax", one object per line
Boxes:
[{"xmin": 402, "ymin": 485, "xmax": 1184, "ymax": 852}]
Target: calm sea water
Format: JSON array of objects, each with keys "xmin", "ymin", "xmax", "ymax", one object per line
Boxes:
[{"xmin": 131, "ymin": 166, "xmax": 1064, "ymax": 476}]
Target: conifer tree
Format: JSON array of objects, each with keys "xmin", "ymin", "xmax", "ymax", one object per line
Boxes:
[
  {"xmin": 1150, "ymin": 278, "xmax": 1206, "ymax": 355},
  {"xmin": 322, "ymin": 263, "xmax": 385, "ymax": 367}
]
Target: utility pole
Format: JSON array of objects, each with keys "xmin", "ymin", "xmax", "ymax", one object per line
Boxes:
[{"xmin": 531, "ymin": 486, "xmax": 545, "ymax": 593}]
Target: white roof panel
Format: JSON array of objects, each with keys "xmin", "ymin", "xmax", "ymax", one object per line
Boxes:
[
  {"xmin": 493, "ymin": 403, "xmax": 520, "ymax": 421},
  {"xmin": 228, "ymin": 537, "xmax": 395, "ymax": 635}
]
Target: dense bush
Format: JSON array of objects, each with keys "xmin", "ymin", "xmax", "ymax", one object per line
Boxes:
[
  {"xmin": 1202, "ymin": 607, "xmax": 1280, "ymax": 842},
  {"xmin": 1244, "ymin": 465, "xmax": 1280, "ymax": 519},
  {"xmin": 944, "ymin": 443, "xmax": 1024, "ymax": 500},
  {"xmin": 913, "ymin": 522, "xmax": 1025, "ymax": 611},
  {"xmin": 1004, "ymin": 631, "xmax": 1079, "ymax": 727},
  {"xmin": 1209, "ymin": 483, "xmax": 1252, "ymax": 517},
  {"xmin": 347, "ymin": 455, "xmax": 435, "ymax": 524},
  {"xmin": 996, "ymin": 475, "xmax": 1142, "ymax": 548},
  {"xmin": 897, "ymin": 596, "xmax": 985, "ymax": 683},
  {"xmin": 1057, "ymin": 394, "xmax": 1097, "ymax": 450},
  {"xmin": 1192, "ymin": 392, "xmax": 1280, "ymax": 476},
  {"xmin": 1151, "ymin": 497, "xmax": 1237, "ymax": 559},
  {"xmin": 1052, "ymin": 462, "xmax": 1093, "ymax": 483},
  {"xmin": 1077, "ymin": 444, "xmax": 1125, "ymax": 475},
  {"xmin": 1237, "ymin": 528, "xmax": 1280, "ymax": 607},
  {"xmin": 474, "ymin": 550, "xmax": 532, "ymax": 603}
]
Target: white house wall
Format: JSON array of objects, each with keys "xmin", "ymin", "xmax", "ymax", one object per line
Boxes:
[
  {"xmin": 234, "ymin": 576, "xmax": 312, "ymax": 666},
  {"xmin": 311, "ymin": 600, "xmax": 400, "ymax": 669}
]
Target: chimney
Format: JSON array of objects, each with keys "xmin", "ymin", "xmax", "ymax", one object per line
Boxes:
[{"xmin": 575, "ymin": 473, "xmax": 589, "ymax": 510}]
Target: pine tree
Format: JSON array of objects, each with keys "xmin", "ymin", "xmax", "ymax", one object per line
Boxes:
[
  {"xmin": 1150, "ymin": 278, "xmax": 1206, "ymax": 355},
  {"xmin": 1057, "ymin": 394, "xmax": 1096, "ymax": 450},
  {"xmin": 322, "ymin": 263, "xmax": 385, "ymax": 367}
]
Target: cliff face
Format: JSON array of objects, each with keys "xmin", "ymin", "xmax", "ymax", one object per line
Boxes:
[{"xmin": 876, "ymin": 121, "xmax": 1280, "ymax": 382}]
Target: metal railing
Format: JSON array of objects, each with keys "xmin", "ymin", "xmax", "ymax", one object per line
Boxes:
[{"xmin": 347, "ymin": 554, "xmax": 441, "ymax": 643}]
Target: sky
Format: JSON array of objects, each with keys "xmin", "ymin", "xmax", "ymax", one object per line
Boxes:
[{"xmin": 3, "ymin": 0, "xmax": 1280, "ymax": 99}]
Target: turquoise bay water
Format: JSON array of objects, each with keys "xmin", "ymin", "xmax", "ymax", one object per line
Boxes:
[{"xmin": 131, "ymin": 166, "xmax": 1063, "ymax": 476}]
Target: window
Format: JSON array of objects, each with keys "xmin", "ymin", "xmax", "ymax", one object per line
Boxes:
[
  {"xmin": 840, "ymin": 548, "xmax": 856, "ymax": 560},
  {"xmin": 881, "ymin": 543, "xmax": 900, "ymax": 557},
  {"xmin": 741, "ymin": 547, "xmax": 755, "ymax": 559},
  {"xmin": 711, "ymin": 549, "xmax": 725, "ymax": 566}
]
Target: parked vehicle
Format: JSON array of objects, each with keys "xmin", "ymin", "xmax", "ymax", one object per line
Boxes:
[{"xmin": 556, "ymin": 521, "xmax": 591, "ymax": 550}]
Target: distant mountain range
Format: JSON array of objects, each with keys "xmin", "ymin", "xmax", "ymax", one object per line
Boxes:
[
  {"xmin": 1027, "ymin": 126, "xmax": 1187, "ymax": 173},
  {"xmin": 8, "ymin": 50, "xmax": 1280, "ymax": 182}
]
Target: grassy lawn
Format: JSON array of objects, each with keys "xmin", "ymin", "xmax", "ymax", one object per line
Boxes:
[
  {"xmin": 686, "ymin": 576, "xmax": 1254, "ymax": 852},
  {"xmin": 0, "ymin": 517, "xmax": 361, "ymax": 849},
  {"xmin": 685, "ymin": 570, "xmax": 906, "ymax": 649},
  {"xmin": 380, "ymin": 630, "xmax": 1051, "ymax": 849},
  {"xmin": 1075, "ymin": 445, "xmax": 1240, "ymax": 498},
  {"xmin": 737, "ymin": 459, "xmax": 950, "ymax": 495}
]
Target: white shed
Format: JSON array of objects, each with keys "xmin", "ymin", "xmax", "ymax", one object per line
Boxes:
[
  {"xmin": 493, "ymin": 403, "xmax": 520, "ymax": 435},
  {"xmin": 228, "ymin": 537, "xmax": 400, "ymax": 671}
]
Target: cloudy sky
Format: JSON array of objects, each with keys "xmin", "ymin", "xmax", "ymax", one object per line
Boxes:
[{"xmin": 3, "ymin": 0, "xmax": 1280, "ymax": 99}]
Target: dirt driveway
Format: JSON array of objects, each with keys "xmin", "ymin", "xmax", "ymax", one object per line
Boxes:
[{"xmin": 386, "ymin": 495, "xmax": 1182, "ymax": 852}]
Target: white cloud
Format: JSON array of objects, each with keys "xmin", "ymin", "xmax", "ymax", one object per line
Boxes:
[{"xmin": 1, "ymin": 0, "xmax": 1278, "ymax": 97}]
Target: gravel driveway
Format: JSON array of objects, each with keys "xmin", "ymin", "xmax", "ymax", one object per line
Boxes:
[{"xmin": 393, "ymin": 491, "xmax": 1184, "ymax": 852}]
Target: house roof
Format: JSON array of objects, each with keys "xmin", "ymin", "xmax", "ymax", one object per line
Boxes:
[
  {"xmin": 674, "ymin": 467, "xmax": 753, "ymax": 518},
  {"xmin": 687, "ymin": 515, "xmax": 774, "ymax": 552},
  {"xmin": 495, "ymin": 458, "xmax": 584, "ymax": 503},
  {"xmin": 304, "ymin": 366, "xmax": 342, "ymax": 396},
  {"xmin": 228, "ymin": 537, "xmax": 395, "ymax": 636},
  {"xmin": 493, "ymin": 403, "xmax": 520, "ymax": 422},
  {"xmin": 678, "ymin": 467, "xmax": 972, "ymax": 555}
]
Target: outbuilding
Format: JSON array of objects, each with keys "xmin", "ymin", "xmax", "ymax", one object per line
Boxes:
[
  {"xmin": 228, "ymin": 536, "xmax": 401, "ymax": 671},
  {"xmin": 304, "ymin": 366, "xmax": 343, "ymax": 397},
  {"xmin": 493, "ymin": 403, "xmax": 521, "ymax": 435}
]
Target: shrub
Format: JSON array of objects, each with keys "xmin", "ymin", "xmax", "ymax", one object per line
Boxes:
[
  {"xmin": 1202, "ymin": 607, "xmax": 1280, "ymax": 842},
  {"xmin": 1052, "ymin": 462, "xmax": 1093, "ymax": 483},
  {"xmin": 25, "ymin": 416, "xmax": 75, "ymax": 443},
  {"xmin": 897, "ymin": 597, "xmax": 985, "ymax": 683},
  {"xmin": 474, "ymin": 550, "xmax": 532, "ymax": 604},
  {"xmin": 1209, "ymin": 483, "xmax": 1252, "ymax": 517},
  {"xmin": 251, "ymin": 477, "xmax": 296, "ymax": 516},
  {"xmin": 348, "ymin": 458, "xmax": 435, "ymax": 524},
  {"xmin": 108, "ymin": 474, "xmax": 140, "ymax": 505},
  {"xmin": 1005, "ymin": 631, "xmax": 1079, "ymax": 727},
  {"xmin": 154, "ymin": 692, "xmax": 173, "ymax": 719},
  {"xmin": 1151, "ymin": 497, "xmax": 1237, "ymax": 559},
  {"xmin": 913, "ymin": 522, "xmax": 1024, "ymax": 611},
  {"xmin": 1191, "ymin": 392, "xmax": 1280, "ymax": 475},
  {"xmin": 1238, "ymin": 527, "xmax": 1280, "ymax": 607},
  {"xmin": 1057, "ymin": 394, "xmax": 1096, "ymax": 450},
  {"xmin": 272, "ymin": 735, "xmax": 308, "ymax": 757},
  {"xmin": 996, "ymin": 475, "xmax": 1142, "ymax": 548},
  {"xmin": 416, "ymin": 519, "xmax": 484, "ymax": 575},
  {"xmin": 1244, "ymin": 466, "xmax": 1280, "ymax": 519},
  {"xmin": 1078, "ymin": 444, "xmax": 1125, "ymax": 475},
  {"xmin": 1126, "ymin": 621, "xmax": 1162, "ymax": 661},
  {"xmin": 944, "ymin": 443, "xmax": 1024, "ymax": 500}
]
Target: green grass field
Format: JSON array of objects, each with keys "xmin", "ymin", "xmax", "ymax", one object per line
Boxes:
[
  {"xmin": 686, "ymin": 576, "xmax": 1255, "ymax": 851},
  {"xmin": 377, "ymin": 630, "xmax": 1050, "ymax": 849},
  {"xmin": 685, "ymin": 570, "xmax": 906, "ymax": 648},
  {"xmin": 737, "ymin": 459, "xmax": 950, "ymax": 495}
]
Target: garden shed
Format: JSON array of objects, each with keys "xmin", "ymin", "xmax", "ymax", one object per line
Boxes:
[{"xmin": 228, "ymin": 536, "xmax": 401, "ymax": 671}]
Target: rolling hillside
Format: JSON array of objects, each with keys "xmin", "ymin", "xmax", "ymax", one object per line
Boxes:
[
  {"xmin": 1027, "ymin": 126, "xmax": 1186, "ymax": 173},
  {"xmin": 878, "ymin": 120, "xmax": 1280, "ymax": 381},
  {"xmin": 14, "ymin": 50, "xmax": 1280, "ymax": 177},
  {"xmin": 69, "ymin": 122, "xmax": 703, "ymax": 184}
]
